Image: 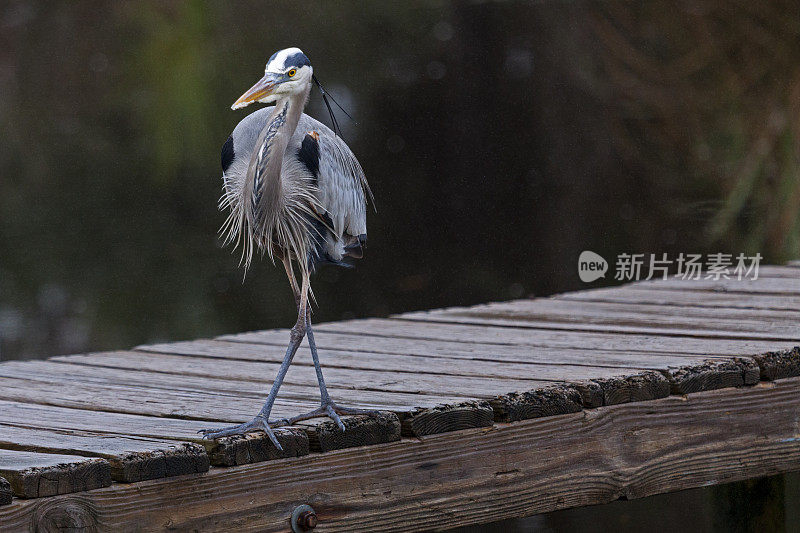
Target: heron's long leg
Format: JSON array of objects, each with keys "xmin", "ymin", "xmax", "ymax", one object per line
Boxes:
[
  {"xmin": 282, "ymin": 256, "xmax": 301, "ymax": 305},
  {"xmin": 288, "ymin": 304, "xmax": 380, "ymax": 430},
  {"xmin": 199, "ymin": 266, "xmax": 310, "ymax": 450},
  {"xmin": 305, "ymin": 315, "xmax": 331, "ymax": 405}
]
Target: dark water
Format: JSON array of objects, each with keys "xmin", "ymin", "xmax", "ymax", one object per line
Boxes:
[{"xmin": 1, "ymin": 1, "xmax": 797, "ymax": 360}]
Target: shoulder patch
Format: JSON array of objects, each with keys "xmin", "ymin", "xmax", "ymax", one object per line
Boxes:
[
  {"xmin": 221, "ymin": 135, "xmax": 235, "ymax": 173},
  {"xmin": 297, "ymin": 131, "xmax": 320, "ymax": 182}
]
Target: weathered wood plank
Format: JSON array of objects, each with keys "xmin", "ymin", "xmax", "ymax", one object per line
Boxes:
[
  {"xmin": 37, "ymin": 348, "xmax": 748, "ymax": 420},
  {"xmin": 219, "ymin": 328, "xmax": 782, "ymax": 361},
  {"xmin": 556, "ymin": 286, "xmax": 800, "ymax": 311},
  {"xmin": 474, "ymin": 297, "xmax": 800, "ymax": 324},
  {"xmin": 41, "ymin": 353, "xmax": 557, "ymax": 399},
  {"xmin": 751, "ymin": 347, "xmax": 800, "ymax": 381},
  {"xmin": 589, "ymin": 370, "xmax": 672, "ymax": 405},
  {"xmin": 490, "ymin": 370, "xmax": 671, "ymax": 421},
  {"xmin": 0, "ymin": 401, "xmax": 310, "ymax": 467},
  {"xmin": 0, "ymin": 373, "xmax": 312, "ymax": 423},
  {"xmin": 140, "ymin": 337, "xmax": 756, "ymax": 376},
  {"xmin": 297, "ymin": 412, "xmax": 401, "ymax": 453},
  {"xmin": 0, "ymin": 424, "xmax": 209, "ymax": 483},
  {"xmin": 0, "ymin": 366, "xmax": 489, "ymax": 449},
  {"xmin": 0, "ymin": 477, "xmax": 10, "ymax": 506},
  {"xmin": 399, "ymin": 401, "xmax": 494, "ymax": 437},
  {"xmin": 0, "ymin": 360, "xmax": 474, "ymax": 415},
  {"xmin": 490, "ymin": 384, "xmax": 583, "ymax": 422},
  {"xmin": 635, "ymin": 276, "xmax": 800, "ymax": 294},
  {"xmin": 741, "ymin": 265, "xmax": 800, "ymax": 278},
  {"xmin": 312, "ymin": 318, "xmax": 791, "ymax": 356},
  {"xmin": 204, "ymin": 429, "xmax": 310, "ymax": 467},
  {"xmin": 399, "ymin": 299, "xmax": 800, "ymax": 340},
  {"xmin": 663, "ymin": 358, "xmax": 761, "ymax": 394},
  {"xmin": 396, "ymin": 313, "xmax": 796, "ymax": 341},
  {"xmin": 0, "ymin": 450, "xmax": 111, "ymax": 499},
  {"xmin": 52, "ymin": 347, "xmax": 731, "ymax": 396},
  {"xmin": 4, "ymin": 378, "xmax": 800, "ymax": 531}
]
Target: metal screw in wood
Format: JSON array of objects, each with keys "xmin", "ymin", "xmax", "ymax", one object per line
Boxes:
[{"xmin": 291, "ymin": 504, "xmax": 317, "ymax": 532}]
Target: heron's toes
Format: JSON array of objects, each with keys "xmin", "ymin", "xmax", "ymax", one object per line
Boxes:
[
  {"xmin": 198, "ymin": 416, "xmax": 284, "ymax": 451},
  {"xmin": 287, "ymin": 401, "xmax": 381, "ymax": 431},
  {"xmin": 325, "ymin": 405, "xmax": 345, "ymax": 431}
]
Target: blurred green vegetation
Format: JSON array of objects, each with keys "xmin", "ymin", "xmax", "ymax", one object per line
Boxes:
[{"xmin": 0, "ymin": 0, "xmax": 798, "ymax": 362}]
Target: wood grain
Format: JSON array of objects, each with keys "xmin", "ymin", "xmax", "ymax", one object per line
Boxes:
[
  {"xmin": 221, "ymin": 326, "xmax": 784, "ymax": 359},
  {"xmin": 399, "ymin": 300, "xmax": 800, "ymax": 341},
  {"xmin": 636, "ymin": 275, "xmax": 800, "ymax": 294},
  {"xmin": 141, "ymin": 337, "xmax": 758, "ymax": 375},
  {"xmin": 0, "ymin": 424, "xmax": 208, "ymax": 483},
  {"xmin": 38, "ymin": 353, "xmax": 556, "ymax": 400},
  {"xmin": 664, "ymin": 358, "xmax": 760, "ymax": 394},
  {"xmin": 0, "ymin": 477, "xmax": 10, "ymax": 506},
  {"xmin": 490, "ymin": 384, "xmax": 583, "ymax": 422},
  {"xmin": 4, "ymin": 378, "xmax": 800, "ymax": 531},
  {"xmin": 556, "ymin": 286, "xmax": 800, "ymax": 311},
  {"xmin": 590, "ymin": 370, "xmax": 671, "ymax": 405},
  {"xmin": 313, "ymin": 318, "xmax": 791, "ymax": 356},
  {"xmin": 205, "ymin": 429, "xmax": 310, "ymax": 467},
  {"xmin": 399, "ymin": 401, "xmax": 494, "ymax": 437},
  {"xmin": 0, "ymin": 450, "xmax": 111, "ymax": 499},
  {"xmin": 300, "ymin": 412, "xmax": 401, "ymax": 453},
  {"xmin": 752, "ymin": 347, "xmax": 800, "ymax": 381},
  {"xmin": 0, "ymin": 361, "xmax": 475, "ymax": 419},
  {"xmin": 0, "ymin": 400, "xmax": 311, "ymax": 468}
]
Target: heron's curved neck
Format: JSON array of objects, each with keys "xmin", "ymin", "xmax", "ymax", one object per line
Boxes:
[{"xmin": 250, "ymin": 85, "xmax": 310, "ymax": 214}]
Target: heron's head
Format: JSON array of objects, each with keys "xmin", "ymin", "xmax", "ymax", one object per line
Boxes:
[{"xmin": 231, "ymin": 48, "xmax": 312, "ymax": 110}]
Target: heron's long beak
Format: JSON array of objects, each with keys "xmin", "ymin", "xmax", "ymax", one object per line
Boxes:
[{"xmin": 231, "ymin": 73, "xmax": 280, "ymax": 110}]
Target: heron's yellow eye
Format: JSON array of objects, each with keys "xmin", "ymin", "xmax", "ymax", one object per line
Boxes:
[{"xmin": 287, "ymin": 69, "xmax": 297, "ymax": 77}]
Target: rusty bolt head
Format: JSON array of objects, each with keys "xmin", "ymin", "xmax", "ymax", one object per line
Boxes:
[
  {"xmin": 291, "ymin": 504, "xmax": 318, "ymax": 532},
  {"xmin": 297, "ymin": 510, "xmax": 317, "ymax": 530}
]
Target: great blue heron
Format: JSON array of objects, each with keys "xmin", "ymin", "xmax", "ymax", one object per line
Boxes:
[{"xmin": 200, "ymin": 48, "xmax": 375, "ymax": 450}]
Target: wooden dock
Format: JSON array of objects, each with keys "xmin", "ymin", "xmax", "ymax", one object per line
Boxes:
[{"xmin": 1, "ymin": 264, "xmax": 800, "ymax": 531}]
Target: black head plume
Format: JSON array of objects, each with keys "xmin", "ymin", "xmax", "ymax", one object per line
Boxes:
[{"xmin": 313, "ymin": 74, "xmax": 356, "ymax": 138}]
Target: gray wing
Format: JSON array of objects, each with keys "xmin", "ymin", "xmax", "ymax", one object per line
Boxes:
[
  {"xmin": 295, "ymin": 114, "xmax": 372, "ymax": 241},
  {"xmin": 224, "ymin": 106, "xmax": 371, "ymax": 242}
]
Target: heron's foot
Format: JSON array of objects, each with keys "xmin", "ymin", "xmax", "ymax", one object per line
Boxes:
[
  {"xmin": 199, "ymin": 415, "xmax": 289, "ymax": 451},
  {"xmin": 286, "ymin": 401, "xmax": 381, "ymax": 431}
]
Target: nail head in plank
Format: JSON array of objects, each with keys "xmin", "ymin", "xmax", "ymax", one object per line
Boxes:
[
  {"xmin": 0, "ymin": 450, "xmax": 111, "ymax": 498},
  {"xmin": 399, "ymin": 401, "xmax": 494, "ymax": 437}
]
